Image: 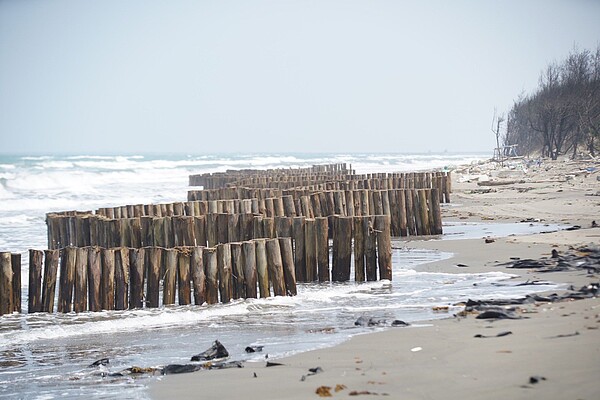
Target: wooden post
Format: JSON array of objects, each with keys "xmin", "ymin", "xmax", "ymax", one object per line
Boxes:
[
  {"xmin": 430, "ymin": 189, "xmax": 443, "ymax": 235},
  {"xmin": 353, "ymin": 217, "xmax": 366, "ymax": 282},
  {"xmin": 273, "ymin": 197, "xmax": 284, "ymax": 217},
  {"xmin": 360, "ymin": 190, "xmax": 369, "ymax": 216},
  {"xmin": 332, "ymin": 216, "xmax": 352, "ymax": 282},
  {"xmin": 275, "ymin": 216, "xmax": 292, "ymax": 238},
  {"xmin": 163, "ymin": 249, "xmax": 178, "ymax": 306},
  {"xmin": 292, "ymin": 217, "xmax": 306, "ymax": 282},
  {"xmin": 282, "ymin": 195, "xmax": 296, "ymax": 217},
  {"xmin": 263, "ymin": 217, "xmax": 275, "ymax": 239},
  {"xmin": 278, "ymin": 237, "xmax": 297, "ymax": 296},
  {"xmin": 58, "ymin": 247, "xmax": 76, "ymax": 313},
  {"xmin": 375, "ymin": 215, "xmax": 392, "ymax": 280},
  {"xmin": 252, "ymin": 215, "xmax": 264, "ymax": 239},
  {"xmin": 255, "ymin": 239, "xmax": 270, "ymax": 298},
  {"xmin": 146, "ymin": 247, "xmax": 162, "ymax": 308},
  {"xmin": 204, "ymin": 247, "xmax": 219, "ymax": 304},
  {"xmin": 242, "ymin": 241, "xmax": 257, "ymax": 299},
  {"xmin": 74, "ymin": 247, "xmax": 88, "ymax": 313},
  {"xmin": 405, "ymin": 190, "xmax": 416, "ymax": 236},
  {"xmin": 207, "ymin": 214, "xmax": 218, "ymax": 247},
  {"xmin": 191, "ymin": 247, "xmax": 206, "ymax": 305},
  {"xmin": 129, "ymin": 248, "xmax": 145, "ymax": 309},
  {"xmin": 115, "ymin": 248, "xmax": 130, "ymax": 310},
  {"xmin": 216, "ymin": 213, "xmax": 229, "ymax": 244},
  {"xmin": 88, "ymin": 246, "xmax": 102, "ymax": 312},
  {"xmin": 231, "ymin": 243, "xmax": 245, "ymax": 300},
  {"xmin": 304, "ymin": 218, "xmax": 317, "ymax": 282},
  {"xmin": 266, "ymin": 239, "xmax": 286, "ymax": 296},
  {"xmin": 28, "ymin": 249, "xmax": 44, "ymax": 313},
  {"xmin": 316, "ymin": 217, "xmax": 329, "ymax": 282},
  {"xmin": 194, "ymin": 215, "xmax": 207, "ymax": 247},
  {"xmin": 7, "ymin": 253, "xmax": 20, "ymax": 313},
  {"xmin": 217, "ymin": 243, "xmax": 232, "ymax": 303},
  {"xmin": 42, "ymin": 249, "xmax": 59, "ymax": 313},
  {"xmin": 177, "ymin": 248, "xmax": 192, "ymax": 305},
  {"xmin": 418, "ymin": 190, "xmax": 431, "ymax": 235},
  {"xmin": 365, "ymin": 216, "xmax": 377, "ymax": 281},
  {"xmin": 227, "ymin": 214, "xmax": 240, "ymax": 243},
  {"xmin": 238, "ymin": 213, "xmax": 254, "ymax": 242},
  {"xmin": 0, "ymin": 252, "xmax": 12, "ymax": 315}
]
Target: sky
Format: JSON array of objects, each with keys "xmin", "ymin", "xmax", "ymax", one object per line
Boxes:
[{"xmin": 1, "ymin": 0, "xmax": 599, "ymax": 155}]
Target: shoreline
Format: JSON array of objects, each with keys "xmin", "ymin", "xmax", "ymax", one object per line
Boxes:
[{"xmin": 151, "ymin": 158, "xmax": 599, "ymax": 399}]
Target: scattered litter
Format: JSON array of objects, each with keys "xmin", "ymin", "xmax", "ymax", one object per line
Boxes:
[{"xmin": 410, "ymin": 347, "xmax": 422, "ymax": 352}]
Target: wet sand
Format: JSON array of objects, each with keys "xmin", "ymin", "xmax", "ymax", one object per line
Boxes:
[{"xmin": 151, "ymin": 158, "xmax": 600, "ymax": 399}]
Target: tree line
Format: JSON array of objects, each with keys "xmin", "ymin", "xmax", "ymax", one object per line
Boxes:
[{"xmin": 500, "ymin": 45, "xmax": 600, "ymax": 159}]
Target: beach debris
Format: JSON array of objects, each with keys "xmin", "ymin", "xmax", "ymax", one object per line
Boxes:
[
  {"xmin": 498, "ymin": 245, "xmax": 600, "ymax": 274},
  {"xmin": 335, "ymin": 384, "xmax": 347, "ymax": 392},
  {"xmin": 355, "ymin": 316, "xmax": 409, "ymax": 327},
  {"xmin": 88, "ymin": 358, "xmax": 109, "ymax": 368},
  {"xmin": 485, "ymin": 237, "xmax": 495, "ymax": 243},
  {"xmin": 245, "ymin": 345, "xmax": 264, "ymax": 353},
  {"xmin": 474, "ymin": 331, "xmax": 513, "ymax": 338},
  {"xmin": 306, "ymin": 327, "xmax": 336, "ymax": 334},
  {"xmin": 546, "ymin": 331, "xmax": 580, "ymax": 339},
  {"xmin": 253, "ymin": 372, "xmax": 257, "ymax": 378},
  {"xmin": 456, "ymin": 263, "xmax": 469, "ymax": 268},
  {"xmin": 476, "ymin": 310, "xmax": 521, "ymax": 320},
  {"xmin": 315, "ymin": 386, "xmax": 332, "ymax": 397},
  {"xmin": 410, "ymin": 347, "xmax": 422, "ymax": 352},
  {"xmin": 592, "ymin": 220, "xmax": 598, "ymax": 228},
  {"xmin": 191, "ymin": 340, "xmax": 229, "ymax": 361},
  {"xmin": 432, "ymin": 306, "xmax": 449, "ymax": 312},
  {"xmin": 309, "ymin": 367, "xmax": 324, "ymax": 374},
  {"xmin": 349, "ymin": 390, "xmax": 380, "ymax": 396},
  {"xmin": 529, "ymin": 375, "xmax": 547, "ymax": 384},
  {"xmin": 266, "ymin": 361, "xmax": 284, "ymax": 367},
  {"xmin": 108, "ymin": 366, "xmax": 160, "ymax": 377}
]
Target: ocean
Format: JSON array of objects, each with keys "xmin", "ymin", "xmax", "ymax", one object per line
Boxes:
[{"xmin": 0, "ymin": 153, "xmax": 563, "ymax": 399}]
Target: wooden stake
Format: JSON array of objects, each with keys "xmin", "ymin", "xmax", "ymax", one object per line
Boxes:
[
  {"xmin": 42, "ymin": 249, "xmax": 59, "ymax": 313},
  {"xmin": 163, "ymin": 249, "xmax": 177, "ymax": 306},
  {"xmin": 74, "ymin": 247, "xmax": 88, "ymax": 313},
  {"xmin": 375, "ymin": 215, "xmax": 392, "ymax": 280},
  {"xmin": 278, "ymin": 237, "xmax": 297, "ymax": 296},
  {"xmin": 28, "ymin": 249, "xmax": 44, "ymax": 313},
  {"xmin": 129, "ymin": 248, "xmax": 145, "ymax": 309},
  {"xmin": 146, "ymin": 247, "xmax": 162, "ymax": 308},
  {"xmin": 217, "ymin": 243, "xmax": 232, "ymax": 303},
  {"xmin": 204, "ymin": 247, "xmax": 219, "ymax": 304},
  {"xmin": 255, "ymin": 239, "xmax": 270, "ymax": 298},
  {"xmin": 316, "ymin": 217, "xmax": 329, "ymax": 282},
  {"xmin": 177, "ymin": 248, "xmax": 192, "ymax": 305},
  {"xmin": 242, "ymin": 241, "xmax": 257, "ymax": 299},
  {"xmin": 266, "ymin": 239, "xmax": 286, "ymax": 296},
  {"xmin": 0, "ymin": 252, "xmax": 12, "ymax": 315}
]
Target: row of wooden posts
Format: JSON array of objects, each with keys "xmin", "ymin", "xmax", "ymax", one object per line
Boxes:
[
  {"xmin": 0, "ymin": 215, "xmax": 393, "ymax": 315},
  {"xmin": 46, "ymin": 189, "xmax": 442, "ymax": 250},
  {"xmin": 188, "ymin": 163, "xmax": 353, "ymax": 189},
  {"xmin": 188, "ymin": 171, "xmax": 451, "ymax": 203}
]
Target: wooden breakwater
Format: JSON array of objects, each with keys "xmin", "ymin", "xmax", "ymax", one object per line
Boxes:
[
  {"xmin": 1, "ymin": 215, "xmax": 393, "ymax": 315},
  {"xmin": 45, "ymin": 189, "xmax": 442, "ymax": 250}
]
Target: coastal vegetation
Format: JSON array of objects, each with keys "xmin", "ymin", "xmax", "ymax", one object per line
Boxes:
[{"xmin": 501, "ymin": 45, "xmax": 600, "ymax": 159}]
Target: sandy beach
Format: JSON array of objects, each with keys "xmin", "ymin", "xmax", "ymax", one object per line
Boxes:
[{"xmin": 151, "ymin": 158, "xmax": 600, "ymax": 400}]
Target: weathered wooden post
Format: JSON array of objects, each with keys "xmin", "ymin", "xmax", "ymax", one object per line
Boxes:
[
  {"xmin": 194, "ymin": 215, "xmax": 207, "ymax": 247},
  {"xmin": 304, "ymin": 218, "xmax": 317, "ymax": 281},
  {"xmin": 278, "ymin": 237, "xmax": 297, "ymax": 296},
  {"xmin": 242, "ymin": 241, "xmax": 257, "ymax": 299},
  {"xmin": 231, "ymin": 242, "xmax": 245, "ymax": 300},
  {"xmin": 191, "ymin": 247, "xmax": 206, "ymax": 305},
  {"xmin": 275, "ymin": 216, "xmax": 292, "ymax": 238},
  {"xmin": 42, "ymin": 249, "xmax": 59, "ymax": 313},
  {"xmin": 177, "ymin": 248, "xmax": 192, "ymax": 305},
  {"xmin": 365, "ymin": 216, "xmax": 377, "ymax": 281},
  {"xmin": 0, "ymin": 252, "xmax": 12, "ymax": 315},
  {"xmin": 266, "ymin": 239, "xmax": 286, "ymax": 296},
  {"xmin": 58, "ymin": 247, "xmax": 76, "ymax": 313},
  {"xmin": 292, "ymin": 217, "xmax": 306, "ymax": 282},
  {"xmin": 88, "ymin": 246, "xmax": 102, "ymax": 312},
  {"xmin": 255, "ymin": 239, "xmax": 270, "ymax": 298},
  {"xmin": 28, "ymin": 249, "xmax": 44, "ymax": 313},
  {"xmin": 204, "ymin": 247, "xmax": 219, "ymax": 304},
  {"xmin": 332, "ymin": 216, "xmax": 352, "ymax": 282},
  {"xmin": 146, "ymin": 247, "xmax": 162, "ymax": 308},
  {"xmin": 430, "ymin": 188, "xmax": 443, "ymax": 235},
  {"xmin": 163, "ymin": 249, "xmax": 178, "ymax": 306},
  {"xmin": 10, "ymin": 253, "xmax": 21, "ymax": 313},
  {"xmin": 315, "ymin": 217, "xmax": 329, "ymax": 282},
  {"xmin": 74, "ymin": 247, "xmax": 89, "ymax": 313},
  {"xmin": 115, "ymin": 248, "xmax": 130, "ymax": 310},
  {"xmin": 353, "ymin": 217, "xmax": 366, "ymax": 282},
  {"xmin": 129, "ymin": 248, "xmax": 145, "ymax": 309},
  {"xmin": 217, "ymin": 244, "xmax": 233, "ymax": 303},
  {"xmin": 375, "ymin": 215, "xmax": 392, "ymax": 280}
]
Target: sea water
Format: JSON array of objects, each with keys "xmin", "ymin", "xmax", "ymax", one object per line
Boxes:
[{"xmin": 0, "ymin": 153, "xmax": 563, "ymax": 399}]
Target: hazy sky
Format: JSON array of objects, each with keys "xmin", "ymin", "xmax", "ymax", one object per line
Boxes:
[{"xmin": 1, "ymin": 0, "xmax": 599, "ymax": 155}]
